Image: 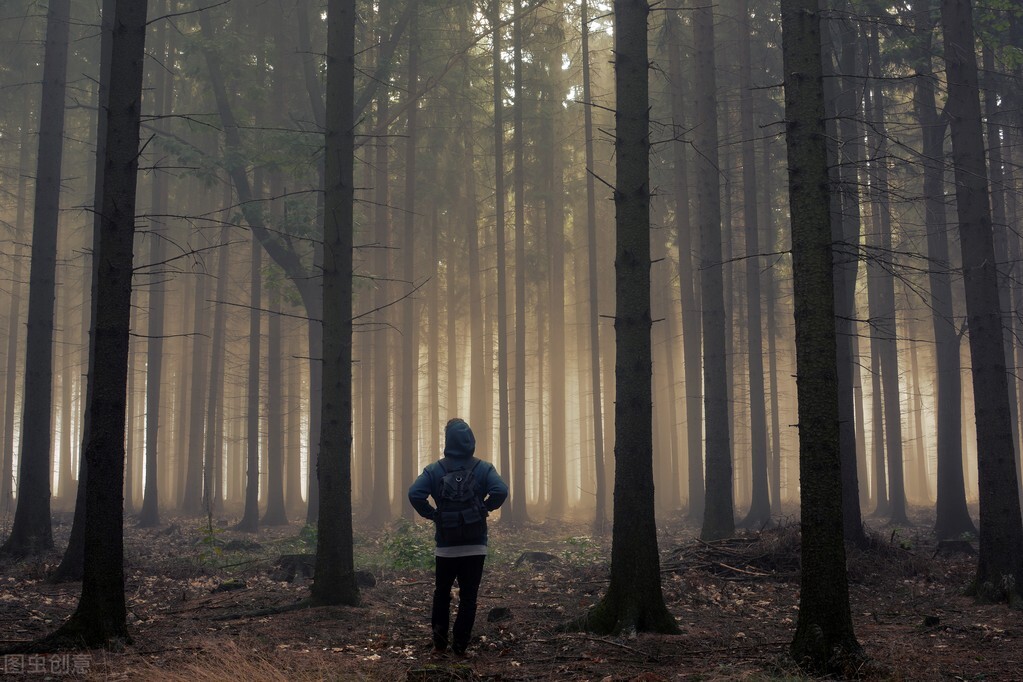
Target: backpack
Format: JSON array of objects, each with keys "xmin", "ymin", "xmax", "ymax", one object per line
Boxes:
[{"xmin": 435, "ymin": 458, "xmax": 486, "ymax": 544}]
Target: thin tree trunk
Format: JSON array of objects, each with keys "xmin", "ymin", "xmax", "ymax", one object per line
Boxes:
[
  {"xmin": 2, "ymin": 0, "xmax": 72, "ymax": 557},
  {"xmin": 867, "ymin": 25, "xmax": 909, "ymax": 525},
  {"xmin": 367, "ymin": 1, "xmax": 393, "ymax": 526},
  {"xmin": 236, "ymin": 231, "xmax": 262, "ymax": 532},
  {"xmin": 399, "ymin": 9, "xmax": 419, "ymax": 520},
  {"xmin": 492, "ymin": 0, "xmax": 511, "ymax": 515},
  {"xmin": 1, "ymin": 99, "xmax": 32, "ymax": 516},
  {"xmin": 138, "ymin": 0, "xmax": 172, "ymax": 527},
  {"xmin": 262, "ymin": 289, "xmax": 288, "ymax": 525},
  {"xmin": 544, "ymin": 3, "xmax": 568, "ymax": 519},
  {"xmin": 582, "ymin": 0, "xmax": 607, "ymax": 531},
  {"xmin": 509, "ymin": 0, "xmax": 528, "ymax": 526},
  {"xmin": 737, "ymin": 0, "xmax": 769, "ymax": 528},
  {"xmin": 760, "ymin": 134, "xmax": 783, "ymax": 514},
  {"xmin": 202, "ymin": 224, "xmax": 231, "ymax": 513},
  {"xmin": 180, "ymin": 251, "xmax": 210, "ymax": 516},
  {"xmin": 666, "ymin": 12, "xmax": 703, "ymax": 521},
  {"xmin": 693, "ymin": 0, "xmax": 734, "ymax": 541}
]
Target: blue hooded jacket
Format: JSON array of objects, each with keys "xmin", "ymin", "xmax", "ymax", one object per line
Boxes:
[{"xmin": 408, "ymin": 419, "xmax": 508, "ymax": 548}]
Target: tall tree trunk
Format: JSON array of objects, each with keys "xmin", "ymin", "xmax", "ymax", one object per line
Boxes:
[
  {"xmin": 869, "ymin": 334, "xmax": 888, "ymax": 515},
  {"xmin": 50, "ymin": 0, "xmax": 115, "ymax": 581},
  {"xmin": 125, "ymin": 329, "xmax": 137, "ymax": 513},
  {"xmin": 492, "ymin": 0, "xmax": 511, "ymax": 514},
  {"xmin": 262, "ymin": 289, "xmax": 288, "ymax": 525},
  {"xmin": 908, "ymin": 332, "xmax": 930, "ymax": 502},
  {"xmin": 311, "ymin": 0, "xmax": 359, "ymax": 607},
  {"xmin": 940, "ymin": 0, "xmax": 1023, "ymax": 602},
  {"xmin": 180, "ymin": 249, "xmax": 210, "ymax": 516},
  {"xmin": 368, "ymin": 4, "xmax": 393, "ymax": 524},
  {"xmin": 1, "ymin": 0, "xmax": 71, "ymax": 557},
  {"xmin": 173, "ymin": 265, "xmax": 193, "ymax": 507},
  {"xmin": 286, "ymin": 325, "xmax": 305, "ymax": 515},
  {"xmin": 693, "ymin": 0, "xmax": 734, "ymax": 541},
  {"xmin": 138, "ymin": 0, "xmax": 173, "ymax": 528},
  {"xmin": 57, "ymin": 267, "xmax": 75, "ymax": 505},
  {"xmin": 544, "ymin": 2, "xmax": 568, "ymax": 520},
  {"xmin": 236, "ymin": 232, "xmax": 262, "ymax": 532},
  {"xmin": 399, "ymin": 9, "xmax": 419, "ymax": 520},
  {"xmin": 1, "ymin": 98, "xmax": 32, "ymax": 515},
  {"xmin": 48, "ymin": 0, "xmax": 147, "ymax": 645},
  {"xmin": 982, "ymin": 45, "xmax": 1021, "ymax": 472},
  {"xmin": 582, "ymin": 0, "xmax": 607, "ymax": 531},
  {"xmin": 509, "ymin": 0, "xmax": 528, "ymax": 526},
  {"xmin": 736, "ymin": 0, "xmax": 770, "ymax": 528},
  {"xmin": 866, "ymin": 25, "xmax": 909, "ymax": 525},
  {"xmin": 760, "ymin": 134, "xmax": 783, "ymax": 515},
  {"xmin": 666, "ymin": 12, "xmax": 703, "ymax": 521},
  {"xmin": 202, "ymin": 225, "xmax": 231, "ymax": 513},
  {"xmin": 780, "ymin": 0, "xmax": 861, "ymax": 667},
  {"xmin": 827, "ymin": 3, "xmax": 868, "ymax": 545},
  {"xmin": 565, "ymin": 0, "xmax": 678, "ymax": 634}
]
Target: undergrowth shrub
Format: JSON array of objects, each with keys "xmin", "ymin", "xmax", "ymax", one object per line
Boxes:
[{"xmin": 383, "ymin": 519, "xmax": 434, "ymax": 570}]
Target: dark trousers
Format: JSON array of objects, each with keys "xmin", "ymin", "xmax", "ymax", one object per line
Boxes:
[{"xmin": 432, "ymin": 554, "xmax": 486, "ymax": 649}]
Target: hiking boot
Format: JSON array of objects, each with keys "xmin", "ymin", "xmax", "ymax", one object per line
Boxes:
[{"xmin": 451, "ymin": 640, "xmax": 468, "ymax": 657}]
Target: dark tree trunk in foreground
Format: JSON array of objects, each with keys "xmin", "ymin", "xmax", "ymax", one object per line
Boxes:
[
  {"xmin": 911, "ymin": 0, "xmax": 975, "ymax": 539},
  {"xmin": 780, "ymin": 0, "xmax": 862, "ymax": 669},
  {"xmin": 51, "ymin": 0, "xmax": 116, "ymax": 582},
  {"xmin": 941, "ymin": 0, "xmax": 1023, "ymax": 601},
  {"xmin": 48, "ymin": 0, "xmax": 147, "ymax": 646},
  {"xmin": 311, "ymin": 0, "xmax": 358, "ymax": 607},
  {"xmin": 1, "ymin": 0, "xmax": 71, "ymax": 558},
  {"xmin": 693, "ymin": 0, "xmax": 734, "ymax": 541},
  {"xmin": 564, "ymin": 0, "xmax": 678, "ymax": 635}
]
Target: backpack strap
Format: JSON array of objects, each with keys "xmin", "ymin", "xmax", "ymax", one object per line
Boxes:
[{"xmin": 437, "ymin": 457, "xmax": 479, "ymax": 474}]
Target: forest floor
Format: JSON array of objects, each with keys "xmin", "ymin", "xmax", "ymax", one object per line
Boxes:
[{"xmin": 0, "ymin": 506, "xmax": 1019, "ymax": 681}]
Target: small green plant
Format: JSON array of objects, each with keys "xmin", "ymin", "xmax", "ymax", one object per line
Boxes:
[
  {"xmin": 383, "ymin": 520, "xmax": 434, "ymax": 570},
  {"xmin": 889, "ymin": 527, "xmax": 912, "ymax": 551},
  {"xmin": 298, "ymin": 524, "xmax": 318, "ymax": 549},
  {"xmin": 562, "ymin": 535, "xmax": 601, "ymax": 565},
  {"xmin": 197, "ymin": 507, "xmax": 225, "ymax": 567}
]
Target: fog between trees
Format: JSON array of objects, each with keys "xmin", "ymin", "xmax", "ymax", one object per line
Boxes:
[{"xmin": 0, "ymin": 0, "xmax": 1022, "ymax": 655}]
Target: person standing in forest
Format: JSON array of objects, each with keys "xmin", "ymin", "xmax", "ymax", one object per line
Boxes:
[{"xmin": 408, "ymin": 418, "xmax": 508, "ymax": 656}]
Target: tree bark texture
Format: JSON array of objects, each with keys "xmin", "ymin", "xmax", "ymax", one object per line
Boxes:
[
  {"xmin": 780, "ymin": 0, "xmax": 861, "ymax": 668},
  {"xmin": 941, "ymin": 0, "xmax": 1023, "ymax": 601},
  {"xmin": 311, "ymin": 0, "xmax": 359, "ymax": 607}
]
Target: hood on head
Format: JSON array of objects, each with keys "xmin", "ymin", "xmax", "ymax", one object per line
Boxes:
[{"xmin": 443, "ymin": 418, "xmax": 476, "ymax": 459}]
